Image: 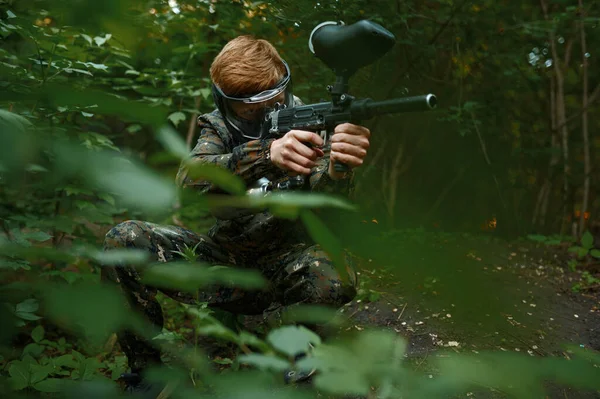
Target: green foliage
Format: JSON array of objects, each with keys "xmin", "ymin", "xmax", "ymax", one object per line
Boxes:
[
  {"xmin": 568, "ymin": 231, "xmax": 600, "ymax": 260},
  {"xmin": 526, "ymin": 234, "xmax": 573, "ymax": 246},
  {"xmin": 1, "ymin": 0, "xmax": 600, "ymax": 398}
]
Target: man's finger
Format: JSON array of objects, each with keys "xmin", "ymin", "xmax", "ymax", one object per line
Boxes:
[
  {"xmin": 331, "ymin": 142, "xmax": 367, "ymax": 159},
  {"xmin": 290, "ymin": 140, "xmax": 319, "ymax": 160},
  {"xmin": 331, "ymin": 151, "xmax": 364, "ymax": 168},
  {"xmin": 331, "ymin": 133, "xmax": 370, "ymax": 149},
  {"xmin": 288, "ymin": 130, "xmax": 324, "ymax": 147},
  {"xmin": 334, "ymin": 123, "xmax": 371, "ymax": 137},
  {"xmin": 286, "ymin": 151, "xmax": 317, "ymax": 169}
]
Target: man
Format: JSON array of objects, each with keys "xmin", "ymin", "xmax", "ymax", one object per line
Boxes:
[{"xmin": 102, "ymin": 35, "xmax": 371, "ymax": 395}]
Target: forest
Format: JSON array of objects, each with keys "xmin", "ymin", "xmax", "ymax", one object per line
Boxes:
[{"xmin": 1, "ymin": 0, "xmax": 600, "ymax": 398}]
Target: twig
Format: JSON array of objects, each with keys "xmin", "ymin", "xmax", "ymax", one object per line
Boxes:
[
  {"xmin": 553, "ymin": 82, "xmax": 600, "ymax": 133},
  {"xmin": 156, "ymin": 381, "xmax": 177, "ymax": 399},
  {"xmin": 470, "ymin": 111, "xmax": 510, "ymax": 217},
  {"xmin": 414, "ymin": 349, "xmax": 429, "ymax": 371},
  {"xmin": 185, "ymin": 97, "xmax": 202, "ymax": 150},
  {"xmin": 397, "ymin": 303, "xmax": 407, "ymax": 321},
  {"xmin": 580, "ymin": 284, "xmax": 600, "ymax": 291}
]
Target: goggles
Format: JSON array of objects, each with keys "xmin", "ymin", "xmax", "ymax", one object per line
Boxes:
[
  {"xmin": 213, "ymin": 60, "xmax": 291, "ymax": 104},
  {"xmin": 212, "ymin": 60, "xmax": 293, "ymax": 141}
]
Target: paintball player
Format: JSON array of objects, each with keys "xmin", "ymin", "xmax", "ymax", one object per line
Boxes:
[{"xmin": 102, "ymin": 35, "xmax": 372, "ymax": 395}]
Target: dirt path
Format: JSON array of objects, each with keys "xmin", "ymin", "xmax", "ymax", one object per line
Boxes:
[{"xmin": 341, "ymin": 235, "xmax": 600, "ymax": 397}]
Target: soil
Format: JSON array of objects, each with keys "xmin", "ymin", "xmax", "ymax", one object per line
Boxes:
[{"xmin": 337, "ymin": 236, "xmax": 600, "ymax": 398}]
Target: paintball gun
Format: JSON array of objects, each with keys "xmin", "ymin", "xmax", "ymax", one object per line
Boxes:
[{"xmin": 250, "ymin": 20, "xmax": 437, "ymax": 195}]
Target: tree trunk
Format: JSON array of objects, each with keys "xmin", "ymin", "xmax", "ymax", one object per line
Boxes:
[
  {"xmin": 533, "ymin": 72, "xmax": 560, "ymax": 230},
  {"xmin": 541, "ymin": 0, "xmax": 572, "ymax": 235},
  {"xmin": 578, "ymin": 0, "xmax": 590, "ymax": 238}
]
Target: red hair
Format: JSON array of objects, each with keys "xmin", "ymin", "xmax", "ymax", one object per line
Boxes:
[{"xmin": 210, "ymin": 35, "xmax": 287, "ymax": 97}]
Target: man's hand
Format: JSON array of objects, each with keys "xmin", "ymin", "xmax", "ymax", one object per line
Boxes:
[
  {"xmin": 270, "ymin": 130, "xmax": 325, "ymax": 175},
  {"xmin": 329, "ymin": 123, "xmax": 371, "ymax": 179}
]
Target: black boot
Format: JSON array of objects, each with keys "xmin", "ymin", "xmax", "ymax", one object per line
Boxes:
[{"xmin": 119, "ymin": 372, "xmax": 169, "ymax": 399}]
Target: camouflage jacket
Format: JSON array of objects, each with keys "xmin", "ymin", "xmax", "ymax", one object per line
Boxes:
[{"xmin": 176, "ymin": 97, "xmax": 355, "ymax": 257}]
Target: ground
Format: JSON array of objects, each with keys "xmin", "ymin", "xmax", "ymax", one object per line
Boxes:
[{"xmin": 336, "ymin": 235, "xmax": 600, "ymax": 398}]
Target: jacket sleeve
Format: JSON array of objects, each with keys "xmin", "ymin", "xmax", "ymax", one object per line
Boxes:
[{"xmin": 176, "ymin": 126, "xmax": 279, "ymax": 195}]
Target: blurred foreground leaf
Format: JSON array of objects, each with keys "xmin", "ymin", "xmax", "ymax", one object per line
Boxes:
[
  {"xmin": 201, "ymin": 370, "xmax": 316, "ymax": 399},
  {"xmin": 41, "ymin": 282, "xmax": 132, "ymax": 346},
  {"xmin": 53, "ymin": 140, "xmax": 177, "ymax": 215},
  {"xmin": 185, "ymin": 163, "xmax": 247, "ymax": 196},
  {"xmin": 281, "ymin": 304, "xmax": 342, "ymax": 326},
  {"xmin": 157, "ymin": 125, "xmax": 189, "ymax": 160},
  {"xmin": 267, "ymin": 325, "xmax": 322, "ymax": 358},
  {"xmin": 142, "ymin": 262, "xmax": 267, "ymax": 292},
  {"xmin": 434, "ymin": 350, "xmax": 600, "ymax": 398},
  {"xmin": 43, "ymin": 84, "xmax": 168, "ymax": 127},
  {"xmin": 300, "ymin": 210, "xmax": 348, "ymax": 282},
  {"xmin": 204, "ymin": 192, "xmax": 356, "ymax": 218},
  {"xmin": 297, "ymin": 329, "xmax": 406, "ymax": 396}
]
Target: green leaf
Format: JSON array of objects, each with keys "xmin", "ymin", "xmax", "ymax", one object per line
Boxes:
[
  {"xmin": 527, "ymin": 234, "xmax": 547, "ymax": 242},
  {"xmin": 590, "ymin": 249, "xmax": 600, "ymax": 259},
  {"xmin": 300, "ymin": 210, "xmax": 347, "ymax": 281},
  {"xmin": 185, "ymin": 163, "xmax": 246, "ymax": 196},
  {"xmin": 196, "ymin": 323, "xmax": 239, "ymax": 344},
  {"xmin": 92, "ymin": 248, "xmax": 150, "ymax": 266},
  {"xmin": 16, "ymin": 299, "xmax": 39, "ymax": 313},
  {"xmin": 200, "ymin": 88, "xmax": 212, "ymax": 98},
  {"xmin": 204, "ymin": 192, "xmax": 356, "ymax": 216},
  {"xmin": 80, "ymin": 34, "xmax": 93, "ymax": 45},
  {"xmin": 76, "ymin": 61, "xmax": 109, "ymax": 71},
  {"xmin": 578, "ymin": 248, "xmax": 589, "ymax": 258},
  {"xmin": 93, "ymin": 34, "xmax": 112, "ymax": 46},
  {"xmin": 267, "ymin": 325, "xmax": 321, "ymax": 358},
  {"xmin": 238, "ymin": 331, "xmax": 270, "ymax": 352},
  {"xmin": 31, "ymin": 325, "xmax": 45, "ymax": 343},
  {"xmin": 167, "ymin": 112, "xmax": 187, "ymax": 128},
  {"xmin": 0, "ymin": 260, "xmax": 31, "ymax": 270},
  {"xmin": 127, "ymin": 124, "xmax": 142, "ymax": 133},
  {"xmin": 212, "ymin": 358, "xmax": 234, "ymax": 365},
  {"xmin": 281, "ymin": 305, "xmax": 340, "ymax": 326},
  {"xmin": 237, "ymin": 353, "xmax": 291, "ymax": 371},
  {"xmin": 26, "ymin": 164, "xmax": 49, "ymax": 173},
  {"xmin": 156, "ymin": 124, "xmax": 189, "ymax": 159},
  {"xmin": 54, "ymin": 354, "xmax": 77, "ymax": 368},
  {"xmin": 44, "ymin": 84, "xmax": 167, "ymax": 127},
  {"xmin": 142, "ymin": 262, "xmax": 266, "ymax": 292},
  {"xmin": 54, "ymin": 141, "xmax": 177, "ymax": 215},
  {"xmin": 15, "ymin": 312, "xmax": 42, "ymax": 321},
  {"xmin": 314, "ymin": 371, "xmax": 370, "ymax": 396},
  {"xmin": 22, "ymin": 343, "xmax": 44, "ymax": 358},
  {"xmin": 33, "ymin": 378, "xmax": 64, "ymax": 392},
  {"xmin": 8, "ymin": 361, "xmax": 30, "ymax": 390},
  {"xmin": 23, "ymin": 231, "xmax": 53, "ymax": 242},
  {"xmin": 30, "ymin": 364, "xmax": 52, "ymax": 384},
  {"xmin": 72, "ymin": 357, "xmax": 103, "ymax": 381},
  {"xmin": 42, "ymin": 282, "xmax": 132, "ymax": 347},
  {"xmin": 581, "ymin": 231, "xmax": 594, "ymax": 249},
  {"xmin": 568, "ymin": 246, "xmax": 581, "ymax": 253},
  {"xmin": 98, "ymin": 192, "xmax": 115, "ymax": 205}
]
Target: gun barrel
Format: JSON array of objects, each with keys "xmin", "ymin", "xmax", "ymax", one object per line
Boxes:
[{"xmin": 353, "ymin": 94, "xmax": 437, "ymax": 119}]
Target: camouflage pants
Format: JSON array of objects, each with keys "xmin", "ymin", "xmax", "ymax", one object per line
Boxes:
[{"xmin": 101, "ymin": 220, "xmax": 357, "ymax": 373}]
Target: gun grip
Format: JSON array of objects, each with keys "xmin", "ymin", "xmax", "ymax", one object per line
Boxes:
[{"xmin": 334, "ymin": 161, "xmax": 350, "ymax": 173}]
